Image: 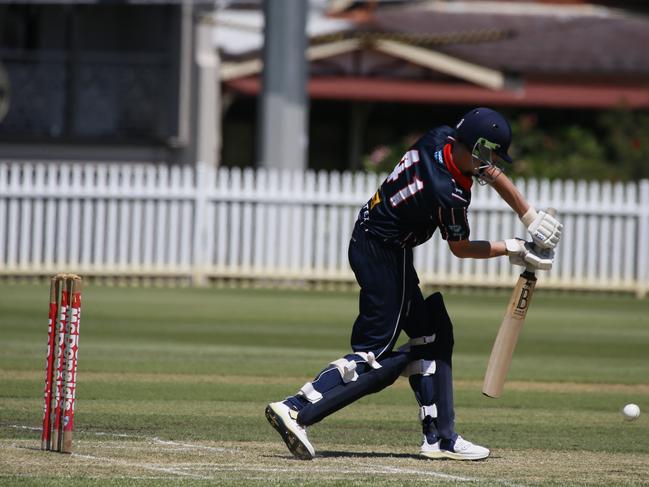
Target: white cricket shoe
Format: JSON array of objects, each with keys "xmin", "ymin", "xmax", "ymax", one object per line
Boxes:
[
  {"xmin": 265, "ymin": 402, "xmax": 315, "ymax": 460},
  {"xmin": 420, "ymin": 435, "xmax": 490, "ymax": 461},
  {"xmin": 420, "ymin": 436, "xmax": 443, "ymax": 459}
]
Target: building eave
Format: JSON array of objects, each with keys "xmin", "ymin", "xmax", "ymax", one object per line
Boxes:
[{"xmin": 225, "ymin": 76, "xmax": 649, "ymax": 109}]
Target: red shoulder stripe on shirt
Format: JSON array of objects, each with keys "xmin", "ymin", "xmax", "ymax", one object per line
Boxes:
[{"xmin": 443, "ymin": 143, "xmax": 473, "ymax": 192}]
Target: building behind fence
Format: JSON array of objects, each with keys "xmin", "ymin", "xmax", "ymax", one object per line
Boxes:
[{"xmin": 0, "ymin": 161, "xmax": 648, "ymax": 297}]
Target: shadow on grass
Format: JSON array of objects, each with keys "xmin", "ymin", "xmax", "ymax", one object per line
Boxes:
[
  {"xmin": 307, "ymin": 450, "xmax": 421, "ymax": 460},
  {"xmin": 318, "ymin": 450, "xmax": 495, "ymax": 463},
  {"xmin": 264, "ymin": 449, "xmax": 497, "ymax": 462}
]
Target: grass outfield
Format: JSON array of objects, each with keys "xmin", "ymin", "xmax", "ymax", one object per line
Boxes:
[{"xmin": 1, "ymin": 283, "xmax": 648, "ymax": 486}]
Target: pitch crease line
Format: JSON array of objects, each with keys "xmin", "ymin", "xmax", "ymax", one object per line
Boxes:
[
  {"xmin": 9, "ymin": 425, "xmax": 234, "ymax": 453},
  {"xmin": 209, "ymin": 464, "xmax": 478, "ymax": 483},
  {"xmin": 71, "ymin": 452, "xmax": 211, "ymax": 480},
  {"xmin": 8, "ymin": 425, "xmax": 525, "ymax": 486}
]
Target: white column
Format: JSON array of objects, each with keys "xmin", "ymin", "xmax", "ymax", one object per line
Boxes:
[
  {"xmin": 258, "ymin": 0, "xmax": 308, "ymax": 171},
  {"xmin": 195, "ymin": 15, "xmax": 220, "ymax": 169}
]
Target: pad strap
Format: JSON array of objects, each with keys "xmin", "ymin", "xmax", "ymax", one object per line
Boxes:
[
  {"xmin": 398, "ymin": 335, "xmax": 436, "ymax": 352},
  {"xmin": 299, "ymin": 382, "xmax": 323, "ymax": 403},
  {"xmin": 355, "ymin": 351, "xmax": 382, "ymax": 370},
  {"xmin": 402, "ymin": 359, "xmax": 436, "ymax": 377},
  {"xmin": 329, "ymin": 358, "xmax": 358, "ymax": 383},
  {"xmin": 410, "ymin": 335, "xmax": 436, "ymax": 346},
  {"xmin": 420, "ymin": 404, "xmax": 438, "ymax": 420}
]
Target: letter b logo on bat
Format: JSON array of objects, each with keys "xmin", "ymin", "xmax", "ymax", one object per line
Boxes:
[{"xmin": 513, "ymin": 281, "xmax": 532, "ymax": 318}]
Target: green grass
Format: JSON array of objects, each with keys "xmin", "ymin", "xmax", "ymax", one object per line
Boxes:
[{"xmin": 1, "ymin": 284, "xmax": 648, "ymax": 486}]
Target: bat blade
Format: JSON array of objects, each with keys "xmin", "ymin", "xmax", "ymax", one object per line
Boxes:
[
  {"xmin": 483, "ymin": 207, "xmax": 556, "ymax": 399},
  {"xmin": 482, "ymin": 270, "xmax": 537, "ymax": 398}
]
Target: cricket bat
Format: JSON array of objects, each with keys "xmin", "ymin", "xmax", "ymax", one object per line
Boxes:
[{"xmin": 482, "ymin": 208, "xmax": 556, "ymax": 398}]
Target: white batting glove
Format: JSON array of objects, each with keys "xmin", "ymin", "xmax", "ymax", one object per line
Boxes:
[
  {"xmin": 505, "ymin": 238, "xmax": 554, "ymax": 271},
  {"xmin": 520, "ymin": 208, "xmax": 563, "ymax": 250}
]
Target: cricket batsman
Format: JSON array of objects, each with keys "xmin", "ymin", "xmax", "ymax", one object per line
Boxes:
[{"xmin": 265, "ymin": 108, "xmax": 563, "ymax": 461}]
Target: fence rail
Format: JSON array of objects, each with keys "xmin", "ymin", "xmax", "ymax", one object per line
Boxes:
[{"xmin": 1, "ymin": 161, "xmax": 648, "ymax": 296}]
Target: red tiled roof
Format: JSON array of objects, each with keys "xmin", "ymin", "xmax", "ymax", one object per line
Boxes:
[
  {"xmin": 223, "ymin": 3, "xmax": 649, "ymax": 108},
  {"xmin": 370, "ymin": 7, "xmax": 649, "ymax": 75}
]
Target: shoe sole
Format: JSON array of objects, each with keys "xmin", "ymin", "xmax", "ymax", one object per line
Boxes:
[
  {"xmin": 420, "ymin": 450, "xmax": 445, "ymax": 460},
  {"xmin": 265, "ymin": 405, "xmax": 314, "ymax": 460},
  {"xmin": 420, "ymin": 450, "xmax": 489, "ymax": 461}
]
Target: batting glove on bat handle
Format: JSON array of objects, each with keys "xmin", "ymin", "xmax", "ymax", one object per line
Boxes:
[
  {"xmin": 505, "ymin": 238, "xmax": 555, "ymax": 271},
  {"xmin": 521, "ymin": 207, "xmax": 563, "ymax": 250}
]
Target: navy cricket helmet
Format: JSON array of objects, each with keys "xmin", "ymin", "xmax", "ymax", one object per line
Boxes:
[{"xmin": 455, "ymin": 107, "xmax": 513, "ymax": 164}]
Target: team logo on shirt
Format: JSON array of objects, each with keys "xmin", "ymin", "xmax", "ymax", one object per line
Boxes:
[
  {"xmin": 449, "ymin": 180, "xmax": 468, "ymax": 203},
  {"xmin": 369, "ymin": 190, "xmax": 382, "ymax": 210},
  {"xmin": 433, "ymin": 150, "xmax": 444, "ymax": 166}
]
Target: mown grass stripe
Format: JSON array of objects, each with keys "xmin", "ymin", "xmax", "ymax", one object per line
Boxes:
[{"xmin": 3, "ymin": 370, "xmax": 648, "ymax": 394}]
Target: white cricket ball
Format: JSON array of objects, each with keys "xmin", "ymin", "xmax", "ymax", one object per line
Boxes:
[{"xmin": 622, "ymin": 403, "xmax": 640, "ymax": 421}]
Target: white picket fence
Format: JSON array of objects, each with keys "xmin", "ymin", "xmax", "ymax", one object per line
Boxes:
[{"xmin": 0, "ymin": 161, "xmax": 648, "ymax": 296}]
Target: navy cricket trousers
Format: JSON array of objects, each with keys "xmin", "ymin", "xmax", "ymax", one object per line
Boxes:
[{"xmin": 349, "ymin": 222, "xmax": 426, "ymax": 359}]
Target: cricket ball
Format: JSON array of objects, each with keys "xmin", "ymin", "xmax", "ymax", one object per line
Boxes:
[{"xmin": 622, "ymin": 403, "xmax": 640, "ymax": 421}]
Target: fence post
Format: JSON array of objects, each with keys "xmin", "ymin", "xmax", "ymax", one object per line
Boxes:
[
  {"xmin": 637, "ymin": 180, "xmax": 649, "ymax": 298},
  {"xmin": 192, "ymin": 161, "xmax": 209, "ymax": 287}
]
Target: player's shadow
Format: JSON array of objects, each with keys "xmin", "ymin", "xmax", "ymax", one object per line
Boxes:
[
  {"xmin": 265, "ymin": 450, "xmax": 495, "ymax": 461},
  {"xmin": 264, "ymin": 451, "xmax": 419, "ymax": 460},
  {"xmin": 309, "ymin": 450, "xmax": 421, "ymax": 460}
]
